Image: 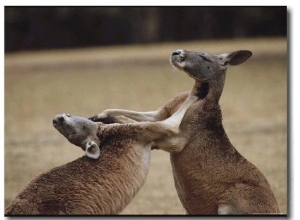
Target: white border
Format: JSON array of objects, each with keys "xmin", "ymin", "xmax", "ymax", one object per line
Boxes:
[{"xmin": 2, "ymin": 3, "xmax": 297, "ymax": 219}]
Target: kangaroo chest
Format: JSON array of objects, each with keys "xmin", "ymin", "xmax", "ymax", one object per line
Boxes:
[{"xmin": 170, "ymin": 149, "xmax": 220, "ymax": 215}]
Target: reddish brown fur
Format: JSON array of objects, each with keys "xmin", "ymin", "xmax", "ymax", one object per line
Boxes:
[
  {"xmin": 170, "ymin": 82, "xmax": 279, "ymax": 214},
  {"xmin": 6, "ymin": 92, "xmax": 198, "ymax": 215},
  {"xmin": 5, "ymin": 124, "xmax": 151, "ymax": 215},
  {"xmin": 92, "ymin": 49, "xmax": 280, "ymax": 214}
]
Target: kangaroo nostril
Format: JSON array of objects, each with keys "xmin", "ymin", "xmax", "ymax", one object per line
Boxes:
[
  {"xmin": 58, "ymin": 116, "xmax": 65, "ymax": 122},
  {"xmin": 172, "ymin": 50, "xmax": 182, "ymax": 56}
]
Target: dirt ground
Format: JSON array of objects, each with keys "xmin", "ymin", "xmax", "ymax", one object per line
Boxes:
[{"xmin": 4, "ymin": 38, "xmax": 287, "ymax": 214}]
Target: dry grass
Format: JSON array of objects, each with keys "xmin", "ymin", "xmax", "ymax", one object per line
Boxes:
[{"xmin": 4, "ymin": 38, "xmax": 287, "ymax": 214}]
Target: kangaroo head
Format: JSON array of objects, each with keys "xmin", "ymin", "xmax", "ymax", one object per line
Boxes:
[
  {"xmin": 53, "ymin": 114, "xmax": 101, "ymax": 159},
  {"xmin": 170, "ymin": 49, "xmax": 252, "ymax": 102}
]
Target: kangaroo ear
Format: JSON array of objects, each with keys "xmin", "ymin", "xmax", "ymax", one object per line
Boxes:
[
  {"xmin": 85, "ymin": 141, "xmax": 100, "ymax": 159},
  {"xmin": 218, "ymin": 50, "xmax": 252, "ymax": 66}
]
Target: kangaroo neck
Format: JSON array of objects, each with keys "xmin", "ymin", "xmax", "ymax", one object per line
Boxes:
[
  {"xmin": 188, "ymin": 80, "xmax": 232, "ymax": 146},
  {"xmin": 191, "ymin": 80, "xmax": 223, "ymax": 108},
  {"xmin": 190, "ymin": 68, "xmax": 227, "ymax": 103}
]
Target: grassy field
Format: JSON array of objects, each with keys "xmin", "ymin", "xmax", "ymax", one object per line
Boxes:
[{"xmin": 4, "ymin": 38, "xmax": 287, "ymax": 214}]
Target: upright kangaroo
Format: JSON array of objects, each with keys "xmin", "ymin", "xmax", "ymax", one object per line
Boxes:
[{"xmin": 90, "ymin": 49, "xmax": 280, "ymax": 214}]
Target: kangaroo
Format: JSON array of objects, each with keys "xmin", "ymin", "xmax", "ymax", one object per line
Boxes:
[
  {"xmin": 90, "ymin": 49, "xmax": 280, "ymax": 214},
  {"xmin": 5, "ymin": 94, "xmax": 197, "ymax": 215}
]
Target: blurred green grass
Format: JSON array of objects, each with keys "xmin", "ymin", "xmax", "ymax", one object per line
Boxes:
[{"xmin": 5, "ymin": 38, "xmax": 287, "ymax": 214}]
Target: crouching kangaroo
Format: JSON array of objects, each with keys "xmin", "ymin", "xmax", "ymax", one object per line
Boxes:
[
  {"xmin": 90, "ymin": 49, "xmax": 280, "ymax": 214},
  {"xmin": 5, "ymin": 94, "xmax": 197, "ymax": 215}
]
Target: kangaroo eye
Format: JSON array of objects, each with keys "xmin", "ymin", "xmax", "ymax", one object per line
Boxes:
[{"xmin": 200, "ymin": 55, "xmax": 210, "ymax": 62}]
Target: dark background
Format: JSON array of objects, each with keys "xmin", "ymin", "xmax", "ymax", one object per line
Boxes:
[{"xmin": 5, "ymin": 6, "xmax": 287, "ymax": 53}]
